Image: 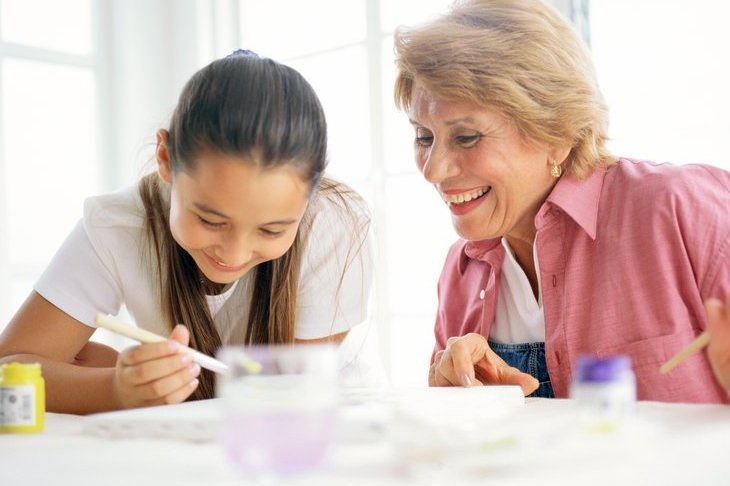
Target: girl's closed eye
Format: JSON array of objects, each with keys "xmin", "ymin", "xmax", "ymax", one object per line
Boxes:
[
  {"xmin": 197, "ymin": 215, "xmax": 226, "ymax": 229},
  {"xmin": 260, "ymin": 228, "xmax": 285, "ymax": 238}
]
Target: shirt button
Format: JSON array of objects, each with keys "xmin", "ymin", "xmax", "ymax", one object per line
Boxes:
[{"xmin": 479, "ymin": 289, "xmax": 485, "ymax": 300}]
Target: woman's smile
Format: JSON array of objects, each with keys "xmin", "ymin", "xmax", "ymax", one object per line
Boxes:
[{"xmin": 440, "ymin": 186, "xmax": 492, "ymax": 216}]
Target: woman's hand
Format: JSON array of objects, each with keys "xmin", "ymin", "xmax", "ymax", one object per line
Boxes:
[
  {"xmin": 112, "ymin": 325, "xmax": 201, "ymax": 409},
  {"xmin": 429, "ymin": 333, "xmax": 539, "ymax": 396},
  {"xmin": 705, "ymin": 297, "xmax": 730, "ymax": 391}
]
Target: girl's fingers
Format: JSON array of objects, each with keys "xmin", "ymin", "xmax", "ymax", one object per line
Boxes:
[
  {"xmin": 119, "ymin": 340, "xmax": 181, "ymax": 366},
  {"xmin": 131, "ymin": 363, "xmax": 201, "ymax": 402},
  {"xmin": 120, "ymin": 352, "xmax": 196, "ymax": 386},
  {"xmin": 169, "ymin": 324, "xmax": 190, "ymax": 346},
  {"xmin": 144, "ymin": 378, "xmax": 200, "ymax": 407}
]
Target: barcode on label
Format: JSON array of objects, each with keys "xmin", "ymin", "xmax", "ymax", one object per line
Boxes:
[
  {"xmin": 21, "ymin": 394, "xmax": 32, "ymax": 421},
  {"xmin": 0, "ymin": 385, "xmax": 36, "ymax": 427}
]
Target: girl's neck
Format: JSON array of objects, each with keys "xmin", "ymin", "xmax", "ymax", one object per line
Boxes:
[{"xmin": 200, "ymin": 275, "xmax": 226, "ymax": 295}]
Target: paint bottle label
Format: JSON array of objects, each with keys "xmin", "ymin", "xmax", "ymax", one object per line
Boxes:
[{"xmin": 0, "ymin": 362, "xmax": 45, "ymax": 433}]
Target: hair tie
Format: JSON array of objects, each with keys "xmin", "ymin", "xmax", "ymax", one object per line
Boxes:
[{"xmin": 226, "ymin": 49, "xmax": 260, "ymax": 59}]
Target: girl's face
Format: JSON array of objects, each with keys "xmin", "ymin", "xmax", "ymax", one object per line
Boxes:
[
  {"xmin": 407, "ymin": 81, "xmax": 567, "ymax": 243},
  {"xmin": 158, "ymin": 143, "xmax": 310, "ymax": 286}
]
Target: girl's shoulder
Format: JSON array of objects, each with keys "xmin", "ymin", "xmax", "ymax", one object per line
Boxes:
[
  {"xmin": 301, "ymin": 181, "xmax": 373, "ymax": 266},
  {"xmin": 307, "ymin": 180, "xmax": 371, "ymax": 233},
  {"xmin": 83, "ymin": 184, "xmax": 146, "ymax": 230}
]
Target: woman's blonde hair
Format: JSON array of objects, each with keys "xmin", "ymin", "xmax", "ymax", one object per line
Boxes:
[{"xmin": 394, "ymin": 0, "xmax": 616, "ymax": 177}]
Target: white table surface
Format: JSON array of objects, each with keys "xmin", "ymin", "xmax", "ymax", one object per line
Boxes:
[{"xmin": 1, "ymin": 388, "xmax": 729, "ymax": 486}]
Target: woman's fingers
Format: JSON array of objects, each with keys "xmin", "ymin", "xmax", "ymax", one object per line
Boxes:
[
  {"xmin": 705, "ymin": 297, "xmax": 730, "ymax": 390},
  {"xmin": 430, "ymin": 334, "xmax": 488, "ymax": 386},
  {"xmin": 475, "ymin": 349, "xmax": 540, "ymax": 396}
]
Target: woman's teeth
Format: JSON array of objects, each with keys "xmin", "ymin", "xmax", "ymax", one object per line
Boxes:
[{"xmin": 442, "ymin": 187, "xmax": 491, "ymax": 205}]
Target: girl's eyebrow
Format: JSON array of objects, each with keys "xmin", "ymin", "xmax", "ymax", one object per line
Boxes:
[
  {"xmin": 194, "ymin": 202, "xmax": 230, "ymax": 219},
  {"xmin": 264, "ymin": 218, "xmax": 299, "ymax": 226}
]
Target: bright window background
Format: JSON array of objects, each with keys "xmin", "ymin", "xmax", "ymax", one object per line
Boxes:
[
  {"xmin": 590, "ymin": 0, "xmax": 730, "ymax": 169},
  {"xmin": 0, "ymin": 0, "xmax": 101, "ymax": 327}
]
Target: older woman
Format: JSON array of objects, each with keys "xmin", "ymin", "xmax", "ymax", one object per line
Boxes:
[{"xmin": 394, "ymin": 0, "xmax": 730, "ymax": 402}]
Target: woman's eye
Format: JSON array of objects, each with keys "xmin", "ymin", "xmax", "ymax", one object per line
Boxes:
[
  {"xmin": 414, "ymin": 128, "xmax": 434, "ymax": 147},
  {"xmin": 415, "ymin": 135, "xmax": 433, "ymax": 147},
  {"xmin": 455, "ymin": 134, "xmax": 481, "ymax": 147},
  {"xmin": 197, "ymin": 216, "xmax": 225, "ymax": 228}
]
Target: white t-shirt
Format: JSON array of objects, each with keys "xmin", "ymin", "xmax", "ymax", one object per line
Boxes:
[
  {"xmin": 34, "ymin": 184, "xmax": 373, "ymax": 343},
  {"xmin": 490, "ymin": 238, "xmax": 546, "ymax": 344}
]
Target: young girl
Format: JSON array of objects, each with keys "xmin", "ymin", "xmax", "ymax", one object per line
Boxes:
[{"xmin": 0, "ymin": 50, "xmax": 373, "ymax": 414}]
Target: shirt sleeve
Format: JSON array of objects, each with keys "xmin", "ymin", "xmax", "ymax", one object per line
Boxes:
[
  {"xmin": 691, "ymin": 165, "xmax": 730, "ymax": 301},
  {"xmin": 294, "ymin": 196, "xmax": 374, "ymax": 340},
  {"xmin": 33, "ymin": 219, "xmax": 124, "ymax": 328}
]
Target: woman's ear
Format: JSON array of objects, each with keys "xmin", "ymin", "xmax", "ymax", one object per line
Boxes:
[
  {"xmin": 549, "ymin": 144, "xmax": 572, "ymax": 167},
  {"xmin": 156, "ymin": 129, "xmax": 173, "ymax": 183}
]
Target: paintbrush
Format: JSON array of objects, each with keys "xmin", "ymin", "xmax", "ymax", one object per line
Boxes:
[
  {"xmin": 94, "ymin": 313, "xmax": 261, "ymax": 375},
  {"xmin": 659, "ymin": 331, "xmax": 710, "ymax": 374}
]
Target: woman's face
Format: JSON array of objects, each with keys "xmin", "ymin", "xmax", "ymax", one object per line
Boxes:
[
  {"xmin": 159, "ymin": 148, "xmax": 310, "ymax": 285},
  {"xmin": 408, "ymin": 81, "xmax": 563, "ymax": 243}
]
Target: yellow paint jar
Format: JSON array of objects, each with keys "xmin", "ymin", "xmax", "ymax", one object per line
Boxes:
[{"xmin": 0, "ymin": 362, "xmax": 45, "ymax": 433}]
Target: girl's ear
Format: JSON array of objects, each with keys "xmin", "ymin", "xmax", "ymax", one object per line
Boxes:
[{"xmin": 156, "ymin": 129, "xmax": 173, "ymax": 183}]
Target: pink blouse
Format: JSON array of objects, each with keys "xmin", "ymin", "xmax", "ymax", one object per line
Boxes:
[{"xmin": 433, "ymin": 158, "xmax": 730, "ymax": 403}]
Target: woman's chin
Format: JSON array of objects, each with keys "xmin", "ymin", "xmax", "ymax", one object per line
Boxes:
[{"xmin": 453, "ymin": 223, "xmax": 499, "ymax": 242}]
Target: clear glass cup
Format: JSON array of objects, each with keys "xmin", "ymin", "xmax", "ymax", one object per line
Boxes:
[{"xmin": 216, "ymin": 344, "xmax": 339, "ymax": 475}]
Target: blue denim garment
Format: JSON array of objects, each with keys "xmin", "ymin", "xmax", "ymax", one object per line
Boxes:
[{"xmin": 488, "ymin": 341, "xmax": 554, "ymax": 398}]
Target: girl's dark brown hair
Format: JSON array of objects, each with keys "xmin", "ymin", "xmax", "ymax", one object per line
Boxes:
[{"xmin": 139, "ymin": 52, "xmax": 332, "ymax": 400}]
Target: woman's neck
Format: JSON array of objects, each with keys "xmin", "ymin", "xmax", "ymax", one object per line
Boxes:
[{"xmin": 504, "ymin": 235, "xmax": 538, "ymax": 300}]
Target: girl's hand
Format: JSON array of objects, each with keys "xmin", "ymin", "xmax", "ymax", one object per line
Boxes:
[
  {"xmin": 112, "ymin": 325, "xmax": 201, "ymax": 409},
  {"xmin": 705, "ymin": 297, "xmax": 730, "ymax": 391},
  {"xmin": 429, "ymin": 332, "xmax": 539, "ymax": 396}
]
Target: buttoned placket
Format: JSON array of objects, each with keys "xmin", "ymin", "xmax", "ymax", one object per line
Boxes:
[{"xmin": 535, "ymin": 206, "xmax": 569, "ymax": 396}]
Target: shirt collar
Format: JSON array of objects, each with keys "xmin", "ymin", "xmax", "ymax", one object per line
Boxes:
[
  {"xmin": 544, "ymin": 168, "xmax": 606, "ymax": 240},
  {"xmin": 461, "ymin": 167, "xmax": 606, "ymax": 266}
]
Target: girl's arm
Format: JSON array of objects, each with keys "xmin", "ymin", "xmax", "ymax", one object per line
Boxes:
[
  {"xmin": 72, "ymin": 341, "xmax": 120, "ymax": 368},
  {"xmin": 0, "ymin": 291, "xmax": 199, "ymax": 414},
  {"xmin": 0, "ymin": 291, "xmax": 120, "ymax": 414}
]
